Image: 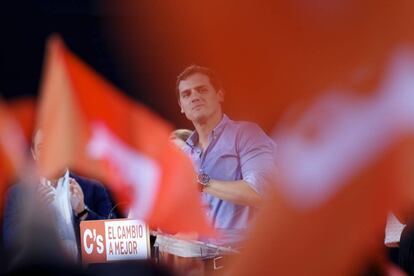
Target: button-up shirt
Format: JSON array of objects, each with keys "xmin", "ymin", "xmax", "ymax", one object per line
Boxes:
[{"xmin": 184, "ymin": 114, "xmax": 277, "ymax": 246}]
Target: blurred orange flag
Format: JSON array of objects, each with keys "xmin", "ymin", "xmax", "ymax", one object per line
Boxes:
[
  {"xmin": 36, "ymin": 35, "xmax": 212, "ymax": 235},
  {"xmin": 0, "ymin": 98, "xmax": 32, "ymax": 210},
  {"xmin": 230, "ymin": 52, "xmax": 414, "ymax": 275},
  {"xmin": 6, "ymin": 97, "xmax": 36, "ymax": 143}
]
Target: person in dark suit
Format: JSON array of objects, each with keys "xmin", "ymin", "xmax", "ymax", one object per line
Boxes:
[
  {"xmin": 386, "ymin": 216, "xmax": 414, "ymax": 275},
  {"xmin": 2, "ymin": 129, "xmax": 114, "ymax": 262}
]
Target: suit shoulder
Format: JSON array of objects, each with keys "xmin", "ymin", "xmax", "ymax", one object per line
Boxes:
[
  {"xmin": 5, "ymin": 183, "xmax": 27, "ymax": 198},
  {"xmin": 70, "ymin": 173, "xmax": 105, "ymax": 189},
  {"xmin": 3, "ymin": 183, "xmax": 30, "ymax": 208}
]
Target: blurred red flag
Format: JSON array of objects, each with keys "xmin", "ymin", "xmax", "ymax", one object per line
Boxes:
[
  {"xmin": 229, "ymin": 55, "xmax": 414, "ymax": 275},
  {"xmin": 0, "ymin": 98, "xmax": 33, "ymax": 211},
  {"xmin": 229, "ymin": 138, "xmax": 414, "ymax": 275},
  {"xmin": 37, "ymin": 35, "xmax": 213, "ymax": 235},
  {"xmin": 7, "ymin": 97, "xmax": 36, "ymax": 143}
]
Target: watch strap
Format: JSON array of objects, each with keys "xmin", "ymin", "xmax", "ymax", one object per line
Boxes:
[{"xmin": 76, "ymin": 207, "xmax": 89, "ymax": 218}]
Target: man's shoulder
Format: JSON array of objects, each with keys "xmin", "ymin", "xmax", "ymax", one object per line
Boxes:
[
  {"xmin": 232, "ymin": 120, "xmax": 261, "ymax": 129},
  {"xmin": 70, "ymin": 173, "xmax": 105, "ymax": 190},
  {"xmin": 5, "ymin": 183, "xmax": 23, "ymax": 197},
  {"xmin": 226, "ymin": 118, "xmax": 266, "ymax": 136},
  {"xmin": 4, "ymin": 182, "xmax": 33, "ymax": 204},
  {"xmin": 6, "ymin": 181, "xmax": 36, "ymax": 193},
  {"xmin": 225, "ymin": 118, "xmax": 276, "ymax": 150}
]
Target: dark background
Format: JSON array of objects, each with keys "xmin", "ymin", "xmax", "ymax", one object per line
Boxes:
[
  {"xmin": 0, "ymin": 1, "xmax": 134, "ymax": 113},
  {"xmin": 0, "ymin": 0, "xmax": 187, "ymax": 128},
  {"xmin": 0, "ymin": 0, "xmax": 301, "ymax": 133},
  {"xmin": 2, "ymin": 1, "xmax": 407, "ymax": 133},
  {"xmin": 0, "ymin": 0, "xmax": 277, "ymax": 132}
]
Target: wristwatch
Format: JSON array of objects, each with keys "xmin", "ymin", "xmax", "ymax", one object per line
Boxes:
[
  {"xmin": 76, "ymin": 206, "xmax": 89, "ymax": 219},
  {"xmin": 197, "ymin": 172, "xmax": 210, "ymax": 187}
]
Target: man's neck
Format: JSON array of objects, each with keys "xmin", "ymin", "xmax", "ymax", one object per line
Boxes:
[
  {"xmin": 42, "ymin": 169, "xmax": 69, "ymax": 187},
  {"xmin": 194, "ymin": 112, "xmax": 223, "ymax": 150}
]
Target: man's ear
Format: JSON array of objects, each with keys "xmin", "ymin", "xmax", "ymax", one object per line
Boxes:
[
  {"xmin": 31, "ymin": 148, "xmax": 37, "ymax": 161},
  {"xmin": 217, "ymin": 89, "xmax": 225, "ymax": 103},
  {"xmin": 178, "ymin": 100, "xmax": 184, "ymax": 113}
]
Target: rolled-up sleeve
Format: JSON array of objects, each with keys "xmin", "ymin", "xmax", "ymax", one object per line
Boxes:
[{"xmin": 237, "ymin": 123, "xmax": 277, "ymax": 195}]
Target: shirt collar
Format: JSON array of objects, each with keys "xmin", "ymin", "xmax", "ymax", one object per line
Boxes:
[
  {"xmin": 211, "ymin": 114, "xmax": 229, "ymax": 139},
  {"xmin": 186, "ymin": 114, "xmax": 230, "ymax": 148}
]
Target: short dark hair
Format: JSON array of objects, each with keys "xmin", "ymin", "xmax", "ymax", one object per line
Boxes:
[
  {"xmin": 169, "ymin": 129, "xmax": 192, "ymax": 142},
  {"xmin": 175, "ymin": 65, "xmax": 223, "ymax": 99}
]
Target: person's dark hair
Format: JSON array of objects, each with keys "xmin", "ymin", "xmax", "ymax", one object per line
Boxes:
[
  {"xmin": 169, "ymin": 129, "xmax": 192, "ymax": 142},
  {"xmin": 175, "ymin": 65, "xmax": 223, "ymax": 99}
]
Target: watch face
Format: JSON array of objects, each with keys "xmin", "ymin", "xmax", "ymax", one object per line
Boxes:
[{"xmin": 198, "ymin": 173, "xmax": 210, "ymax": 185}]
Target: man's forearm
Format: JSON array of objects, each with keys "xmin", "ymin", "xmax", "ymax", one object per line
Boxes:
[{"xmin": 203, "ymin": 180, "xmax": 261, "ymax": 207}]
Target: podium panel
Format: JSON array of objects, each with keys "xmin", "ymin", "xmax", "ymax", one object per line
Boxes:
[
  {"xmin": 154, "ymin": 232, "xmax": 239, "ymax": 275},
  {"xmin": 80, "ymin": 219, "xmax": 150, "ymax": 264}
]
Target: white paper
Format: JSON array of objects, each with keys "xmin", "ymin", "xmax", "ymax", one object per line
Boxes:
[{"xmin": 385, "ymin": 213, "xmax": 406, "ymax": 248}]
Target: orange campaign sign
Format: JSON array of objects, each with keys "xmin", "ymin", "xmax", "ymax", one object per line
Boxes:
[{"xmin": 80, "ymin": 219, "xmax": 150, "ymax": 264}]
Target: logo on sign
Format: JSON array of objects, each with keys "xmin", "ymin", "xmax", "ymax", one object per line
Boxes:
[
  {"xmin": 83, "ymin": 228, "xmax": 104, "ymax": 255},
  {"xmin": 80, "ymin": 219, "xmax": 150, "ymax": 264}
]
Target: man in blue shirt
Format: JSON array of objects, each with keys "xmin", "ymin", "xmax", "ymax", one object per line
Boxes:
[{"xmin": 176, "ymin": 65, "xmax": 277, "ymax": 246}]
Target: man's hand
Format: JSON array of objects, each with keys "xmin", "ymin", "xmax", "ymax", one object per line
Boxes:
[
  {"xmin": 69, "ymin": 178, "xmax": 85, "ymax": 215},
  {"xmin": 36, "ymin": 183, "xmax": 56, "ymax": 205}
]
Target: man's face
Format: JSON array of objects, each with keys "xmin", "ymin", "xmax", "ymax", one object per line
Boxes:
[
  {"xmin": 31, "ymin": 129, "xmax": 66, "ymax": 179},
  {"xmin": 178, "ymin": 73, "xmax": 223, "ymax": 123},
  {"xmin": 31, "ymin": 130, "xmax": 43, "ymax": 163}
]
